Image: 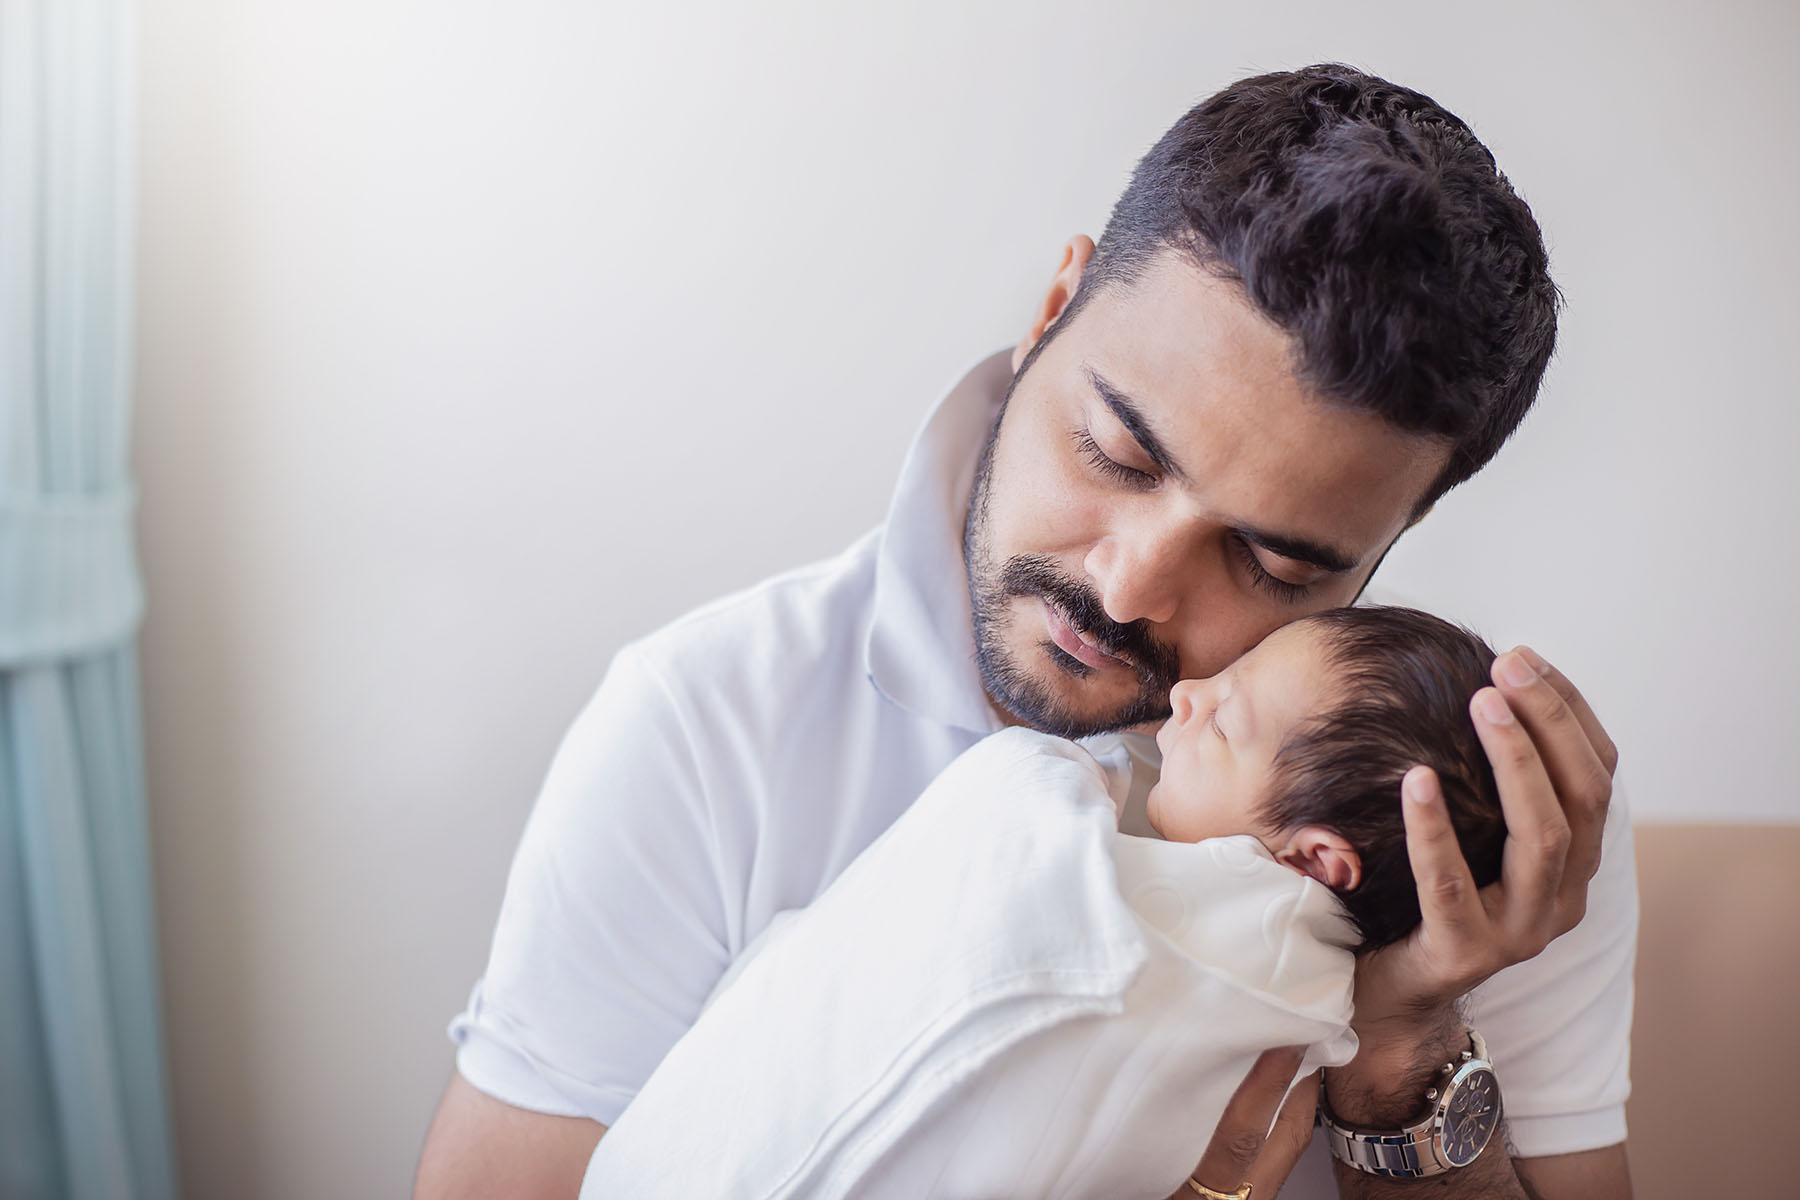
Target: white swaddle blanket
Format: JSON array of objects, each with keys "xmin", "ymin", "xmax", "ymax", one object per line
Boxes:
[{"xmin": 581, "ymin": 727, "xmax": 1359, "ymax": 1200}]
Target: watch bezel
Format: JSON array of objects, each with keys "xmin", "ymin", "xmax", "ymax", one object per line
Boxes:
[{"xmin": 1432, "ymin": 1058, "xmax": 1502, "ymax": 1169}]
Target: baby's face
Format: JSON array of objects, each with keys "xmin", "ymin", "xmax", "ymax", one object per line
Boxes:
[{"xmin": 1146, "ymin": 619, "xmax": 1336, "ymax": 847}]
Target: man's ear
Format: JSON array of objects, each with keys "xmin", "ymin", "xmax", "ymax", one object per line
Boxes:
[
  {"xmin": 1011, "ymin": 235, "xmax": 1096, "ymax": 373},
  {"xmin": 1274, "ymin": 826, "xmax": 1362, "ymax": 892}
]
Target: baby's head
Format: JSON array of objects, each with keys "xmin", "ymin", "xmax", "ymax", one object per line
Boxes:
[{"xmin": 1146, "ymin": 606, "xmax": 1506, "ymax": 951}]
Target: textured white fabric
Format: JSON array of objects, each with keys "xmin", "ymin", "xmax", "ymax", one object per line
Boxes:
[
  {"xmin": 581, "ymin": 728, "xmax": 1358, "ymax": 1200},
  {"xmin": 448, "ymin": 347, "xmax": 1639, "ymax": 1177}
]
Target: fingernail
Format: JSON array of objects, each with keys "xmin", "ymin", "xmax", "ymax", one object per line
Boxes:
[
  {"xmin": 1403, "ymin": 766, "xmax": 1434, "ymax": 804},
  {"xmin": 1476, "ymin": 689, "xmax": 1515, "ymax": 725},
  {"xmin": 1497, "ymin": 652, "xmax": 1536, "ymax": 688},
  {"xmin": 1516, "ymin": 645, "xmax": 1548, "ymax": 673}
]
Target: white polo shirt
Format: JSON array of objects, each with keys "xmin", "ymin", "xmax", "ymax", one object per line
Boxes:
[{"xmin": 449, "ymin": 348, "xmax": 1637, "ymax": 1181}]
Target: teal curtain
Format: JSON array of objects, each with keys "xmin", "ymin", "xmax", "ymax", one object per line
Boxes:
[{"xmin": 0, "ymin": 0, "xmax": 180, "ymax": 1197}]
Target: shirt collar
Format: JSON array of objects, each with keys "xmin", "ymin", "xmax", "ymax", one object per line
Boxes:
[{"xmin": 864, "ymin": 346, "xmax": 1015, "ymax": 735}]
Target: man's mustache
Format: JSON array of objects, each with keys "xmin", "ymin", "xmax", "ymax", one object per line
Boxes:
[{"xmin": 997, "ymin": 555, "xmax": 1181, "ymax": 687}]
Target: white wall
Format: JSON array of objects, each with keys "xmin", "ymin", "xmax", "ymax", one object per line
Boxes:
[{"xmin": 133, "ymin": 1, "xmax": 1800, "ymax": 1196}]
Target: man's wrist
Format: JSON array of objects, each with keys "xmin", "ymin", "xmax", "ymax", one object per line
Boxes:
[{"xmin": 1324, "ymin": 1008, "xmax": 1466, "ymax": 1129}]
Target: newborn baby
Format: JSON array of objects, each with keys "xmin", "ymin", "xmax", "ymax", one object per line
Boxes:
[
  {"xmin": 1148, "ymin": 603, "xmax": 1506, "ymax": 949},
  {"xmin": 582, "ymin": 606, "xmax": 1507, "ymax": 1199}
]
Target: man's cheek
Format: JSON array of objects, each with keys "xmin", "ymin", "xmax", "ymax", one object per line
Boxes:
[
  {"xmin": 1172, "ymin": 616, "xmax": 1272, "ymax": 684},
  {"xmin": 991, "ymin": 455, "xmax": 1105, "ymax": 556}
]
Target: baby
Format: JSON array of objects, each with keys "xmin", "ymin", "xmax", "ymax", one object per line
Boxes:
[
  {"xmin": 1147, "ymin": 603, "xmax": 1507, "ymax": 949},
  {"xmin": 582, "ymin": 605, "xmax": 1511, "ymax": 1199}
]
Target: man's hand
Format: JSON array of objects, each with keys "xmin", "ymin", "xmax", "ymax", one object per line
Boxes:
[
  {"xmin": 1168, "ymin": 1048, "xmax": 1319, "ymax": 1200},
  {"xmin": 1324, "ymin": 644, "xmax": 1621, "ymax": 1198}
]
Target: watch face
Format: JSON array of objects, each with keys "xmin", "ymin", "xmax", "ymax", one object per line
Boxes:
[{"xmin": 1440, "ymin": 1067, "xmax": 1502, "ymax": 1168}]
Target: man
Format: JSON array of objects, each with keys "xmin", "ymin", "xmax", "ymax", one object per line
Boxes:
[{"xmin": 416, "ymin": 64, "xmax": 1634, "ymax": 1199}]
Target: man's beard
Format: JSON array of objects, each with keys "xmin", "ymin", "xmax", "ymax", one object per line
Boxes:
[{"xmin": 962, "ymin": 391, "xmax": 1182, "ymax": 739}]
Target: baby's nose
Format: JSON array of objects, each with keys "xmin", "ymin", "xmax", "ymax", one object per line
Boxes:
[{"xmin": 1169, "ymin": 679, "xmax": 1201, "ymax": 725}]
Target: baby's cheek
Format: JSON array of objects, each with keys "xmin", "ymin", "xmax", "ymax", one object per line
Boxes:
[{"xmin": 1160, "ymin": 790, "xmax": 1215, "ymax": 843}]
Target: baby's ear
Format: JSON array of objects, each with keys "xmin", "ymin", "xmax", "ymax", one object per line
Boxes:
[{"xmin": 1274, "ymin": 826, "xmax": 1362, "ymax": 892}]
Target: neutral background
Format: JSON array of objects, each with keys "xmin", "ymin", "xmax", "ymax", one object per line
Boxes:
[{"xmin": 133, "ymin": 0, "xmax": 1799, "ymax": 1196}]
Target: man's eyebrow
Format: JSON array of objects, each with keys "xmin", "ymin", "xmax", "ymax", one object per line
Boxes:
[
  {"xmin": 1084, "ymin": 366, "xmax": 1189, "ymax": 484},
  {"xmin": 1234, "ymin": 526, "xmax": 1359, "ymax": 574},
  {"xmin": 1083, "ymin": 365, "xmax": 1361, "ymax": 575}
]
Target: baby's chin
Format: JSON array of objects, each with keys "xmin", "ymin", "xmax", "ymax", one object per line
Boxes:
[{"xmin": 1142, "ymin": 782, "xmax": 1169, "ymax": 839}]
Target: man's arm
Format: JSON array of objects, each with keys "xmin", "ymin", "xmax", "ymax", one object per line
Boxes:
[
  {"xmin": 412, "ymin": 641, "xmax": 733, "ymax": 1197},
  {"xmin": 1330, "ymin": 1144, "xmax": 1632, "ymax": 1200},
  {"xmin": 412, "ymin": 644, "xmax": 741, "ymax": 1200},
  {"xmin": 1322, "ymin": 1015, "xmax": 1631, "ymax": 1199},
  {"xmin": 1322, "ymin": 647, "xmax": 1630, "ymax": 1199},
  {"xmin": 414, "ymin": 1071, "xmax": 607, "ymax": 1200},
  {"xmin": 1514, "ymin": 1145, "xmax": 1633, "ymax": 1200}
]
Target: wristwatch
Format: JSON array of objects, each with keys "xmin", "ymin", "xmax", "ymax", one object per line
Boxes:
[{"xmin": 1318, "ymin": 1029, "xmax": 1502, "ymax": 1177}]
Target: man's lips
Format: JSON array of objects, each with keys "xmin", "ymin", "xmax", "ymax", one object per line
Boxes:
[{"xmin": 1041, "ymin": 599, "xmax": 1135, "ymax": 672}]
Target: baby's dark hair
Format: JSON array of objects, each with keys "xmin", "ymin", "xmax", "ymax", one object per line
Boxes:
[{"xmin": 1258, "ymin": 606, "xmax": 1506, "ymax": 951}]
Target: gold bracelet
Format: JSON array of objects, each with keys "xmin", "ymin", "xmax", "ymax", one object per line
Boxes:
[{"xmin": 1186, "ymin": 1180, "xmax": 1251, "ymax": 1199}]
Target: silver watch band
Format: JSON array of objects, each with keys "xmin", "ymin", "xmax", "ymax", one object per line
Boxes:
[{"xmin": 1322, "ymin": 1122, "xmax": 1438, "ymax": 1177}]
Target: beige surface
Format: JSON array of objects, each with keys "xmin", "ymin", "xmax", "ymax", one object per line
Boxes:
[{"xmin": 1628, "ymin": 824, "xmax": 1800, "ymax": 1198}]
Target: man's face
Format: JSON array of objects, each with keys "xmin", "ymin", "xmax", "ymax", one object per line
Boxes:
[{"xmin": 964, "ymin": 244, "xmax": 1450, "ymax": 738}]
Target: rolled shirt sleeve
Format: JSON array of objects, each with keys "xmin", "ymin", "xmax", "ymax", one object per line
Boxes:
[
  {"xmin": 448, "ymin": 641, "xmax": 731, "ymax": 1126},
  {"xmin": 1464, "ymin": 776, "xmax": 1639, "ymax": 1156}
]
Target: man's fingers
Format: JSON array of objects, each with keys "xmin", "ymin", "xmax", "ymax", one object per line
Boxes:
[
  {"xmin": 1245, "ymin": 1068, "xmax": 1320, "ymax": 1196},
  {"xmin": 1188, "ymin": 1046, "xmax": 1306, "ymax": 1195},
  {"xmin": 1510, "ymin": 646, "xmax": 1619, "ymax": 775},
  {"xmin": 1470, "ymin": 686, "xmax": 1568, "ymax": 947},
  {"xmin": 1400, "ymin": 765, "xmax": 1486, "ymax": 945},
  {"xmin": 1493, "ymin": 648, "xmax": 1614, "ymax": 899}
]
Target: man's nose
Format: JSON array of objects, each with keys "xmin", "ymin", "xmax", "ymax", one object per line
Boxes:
[{"xmin": 1083, "ymin": 524, "xmax": 1188, "ymax": 627}]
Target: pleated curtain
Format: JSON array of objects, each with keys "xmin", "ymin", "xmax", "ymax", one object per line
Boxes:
[{"xmin": 0, "ymin": 1, "xmax": 181, "ymax": 1196}]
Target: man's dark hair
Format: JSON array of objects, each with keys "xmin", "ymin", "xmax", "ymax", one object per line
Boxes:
[
  {"xmin": 1042, "ymin": 63, "xmax": 1560, "ymax": 513},
  {"xmin": 1260, "ymin": 606, "xmax": 1506, "ymax": 951}
]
